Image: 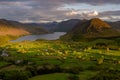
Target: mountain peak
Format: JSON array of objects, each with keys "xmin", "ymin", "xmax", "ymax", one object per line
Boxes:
[
  {"xmin": 87, "ymin": 18, "xmax": 111, "ymax": 33},
  {"xmin": 90, "ymin": 18, "xmax": 111, "ymax": 28},
  {"xmin": 90, "ymin": 18, "xmax": 110, "ymax": 27}
]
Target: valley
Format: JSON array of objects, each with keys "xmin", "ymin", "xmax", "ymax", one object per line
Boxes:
[
  {"xmin": 0, "ymin": 38, "xmax": 120, "ymax": 80},
  {"xmin": 0, "ymin": 18, "xmax": 120, "ymax": 80}
]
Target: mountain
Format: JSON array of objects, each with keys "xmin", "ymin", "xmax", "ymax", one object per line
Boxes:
[
  {"xmin": 52, "ymin": 19, "xmax": 80, "ymax": 32},
  {"xmin": 0, "ymin": 19, "xmax": 49, "ymax": 36},
  {"xmin": 24, "ymin": 22, "xmax": 58, "ymax": 32},
  {"xmin": 1, "ymin": 18, "xmax": 119, "ymax": 37},
  {"xmin": 62, "ymin": 18, "xmax": 120, "ymax": 41},
  {"xmin": 0, "ymin": 19, "xmax": 29, "ymax": 36},
  {"xmin": 18, "ymin": 19, "xmax": 120, "ymax": 33},
  {"xmin": 107, "ymin": 21, "xmax": 120, "ymax": 31},
  {"xmin": 30, "ymin": 19, "xmax": 80, "ymax": 32},
  {"xmin": 43, "ymin": 19, "xmax": 120, "ymax": 32}
]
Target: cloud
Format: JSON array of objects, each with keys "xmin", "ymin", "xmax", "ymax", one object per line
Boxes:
[
  {"xmin": 65, "ymin": 10, "xmax": 98, "ymax": 18},
  {"xmin": 0, "ymin": 0, "xmax": 120, "ymax": 5},
  {"xmin": 81, "ymin": 11, "xmax": 99, "ymax": 18},
  {"xmin": 0, "ymin": 0, "xmax": 120, "ymax": 22},
  {"xmin": 74, "ymin": 0, "xmax": 120, "ymax": 5},
  {"xmin": 98, "ymin": 10, "xmax": 120, "ymax": 21},
  {"xmin": 99, "ymin": 10, "xmax": 120, "ymax": 16},
  {"xmin": 65, "ymin": 10, "xmax": 79, "ymax": 16}
]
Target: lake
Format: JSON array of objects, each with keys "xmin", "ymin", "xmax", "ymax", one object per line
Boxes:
[{"xmin": 11, "ymin": 32, "xmax": 66, "ymax": 42}]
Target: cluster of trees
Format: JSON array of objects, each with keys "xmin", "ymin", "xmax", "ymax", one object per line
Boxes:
[
  {"xmin": 0, "ymin": 70, "xmax": 31, "ymax": 80},
  {"xmin": 0, "ymin": 63, "xmax": 82, "ymax": 80},
  {"xmin": 89, "ymin": 69, "xmax": 120, "ymax": 80},
  {"xmin": 82, "ymin": 38, "xmax": 120, "ymax": 50}
]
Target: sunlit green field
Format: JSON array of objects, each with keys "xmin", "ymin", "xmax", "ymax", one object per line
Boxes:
[{"xmin": 0, "ymin": 38, "xmax": 120, "ymax": 80}]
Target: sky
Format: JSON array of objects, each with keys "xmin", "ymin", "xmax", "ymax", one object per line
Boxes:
[{"xmin": 0, "ymin": 0, "xmax": 120, "ymax": 23}]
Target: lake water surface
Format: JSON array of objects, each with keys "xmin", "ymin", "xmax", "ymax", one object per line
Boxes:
[{"xmin": 11, "ymin": 32, "xmax": 66, "ymax": 42}]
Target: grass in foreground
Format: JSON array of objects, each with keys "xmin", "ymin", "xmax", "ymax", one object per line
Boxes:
[{"xmin": 29, "ymin": 73, "xmax": 69, "ymax": 80}]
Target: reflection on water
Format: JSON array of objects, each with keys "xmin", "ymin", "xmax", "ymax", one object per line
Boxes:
[{"xmin": 11, "ymin": 32, "xmax": 66, "ymax": 42}]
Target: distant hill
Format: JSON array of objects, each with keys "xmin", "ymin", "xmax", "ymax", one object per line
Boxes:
[
  {"xmin": 40, "ymin": 19, "xmax": 120, "ymax": 32},
  {"xmin": 52, "ymin": 19, "xmax": 80, "ymax": 32},
  {"xmin": 0, "ymin": 19, "xmax": 49, "ymax": 36},
  {"xmin": 30, "ymin": 19, "xmax": 80, "ymax": 32},
  {"xmin": 24, "ymin": 19, "xmax": 120, "ymax": 33},
  {"xmin": 24, "ymin": 22, "xmax": 58, "ymax": 32},
  {"xmin": 62, "ymin": 18, "xmax": 120, "ymax": 41},
  {"xmin": 107, "ymin": 21, "xmax": 120, "ymax": 31}
]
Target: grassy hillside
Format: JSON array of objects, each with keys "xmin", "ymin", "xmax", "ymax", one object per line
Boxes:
[
  {"xmin": 0, "ymin": 19, "xmax": 49, "ymax": 36},
  {"xmin": 0, "ymin": 19, "xmax": 29, "ymax": 36},
  {"xmin": 0, "ymin": 39, "xmax": 119, "ymax": 80},
  {"xmin": 29, "ymin": 73, "xmax": 69, "ymax": 80}
]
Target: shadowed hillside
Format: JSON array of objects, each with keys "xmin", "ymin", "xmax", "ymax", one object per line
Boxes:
[
  {"xmin": 52, "ymin": 19, "xmax": 80, "ymax": 32},
  {"xmin": 108, "ymin": 21, "xmax": 120, "ymax": 31}
]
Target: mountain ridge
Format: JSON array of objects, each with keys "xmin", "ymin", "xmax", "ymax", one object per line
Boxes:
[{"xmin": 34, "ymin": 19, "xmax": 120, "ymax": 32}]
